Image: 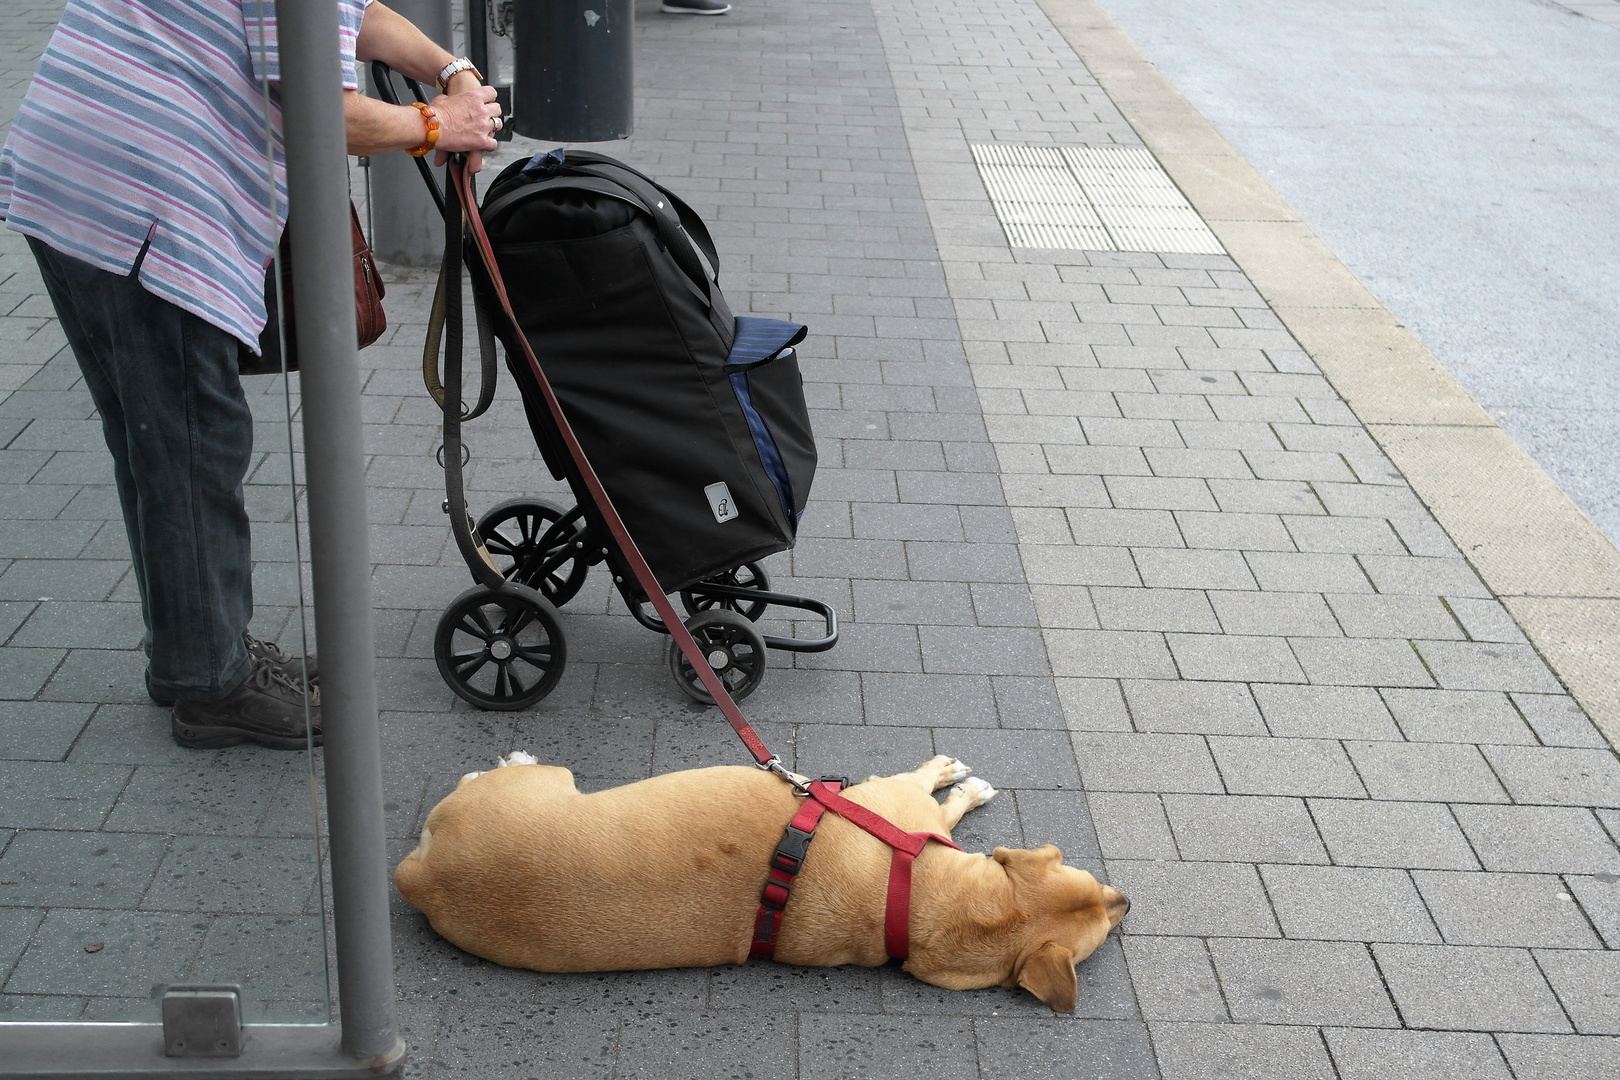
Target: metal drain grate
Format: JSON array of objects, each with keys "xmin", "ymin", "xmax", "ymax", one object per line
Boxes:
[{"xmin": 971, "ymin": 143, "xmax": 1224, "ymax": 255}]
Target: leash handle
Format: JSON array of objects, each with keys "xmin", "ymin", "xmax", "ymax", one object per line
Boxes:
[{"xmin": 450, "ymin": 160, "xmax": 779, "ymax": 769}]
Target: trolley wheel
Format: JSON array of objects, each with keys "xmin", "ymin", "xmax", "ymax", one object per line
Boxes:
[
  {"xmin": 476, "ymin": 498, "xmax": 589, "ymax": 606},
  {"xmin": 680, "ymin": 561, "xmax": 771, "ymax": 622},
  {"xmin": 667, "ymin": 610, "xmax": 768, "ymax": 705},
  {"xmin": 436, "ymin": 583, "xmax": 567, "ymax": 711}
]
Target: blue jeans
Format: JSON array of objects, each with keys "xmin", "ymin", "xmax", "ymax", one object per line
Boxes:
[{"xmin": 30, "ymin": 237, "xmax": 254, "ymax": 701}]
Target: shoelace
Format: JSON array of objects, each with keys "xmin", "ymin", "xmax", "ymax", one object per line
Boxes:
[
  {"xmin": 245, "ymin": 632, "xmax": 294, "ymax": 665},
  {"xmin": 248, "ymin": 657, "xmax": 317, "ymax": 703}
]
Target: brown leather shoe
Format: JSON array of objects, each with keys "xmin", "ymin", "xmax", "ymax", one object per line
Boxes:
[{"xmin": 171, "ymin": 658, "xmax": 322, "ymax": 750}]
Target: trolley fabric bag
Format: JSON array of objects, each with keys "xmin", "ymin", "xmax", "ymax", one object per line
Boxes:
[{"xmin": 470, "ymin": 149, "xmax": 816, "ymax": 593}]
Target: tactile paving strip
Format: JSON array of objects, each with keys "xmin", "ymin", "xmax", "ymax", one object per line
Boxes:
[
  {"xmin": 971, "ymin": 143, "xmax": 1225, "ymax": 254},
  {"xmin": 970, "ymin": 144, "xmax": 1114, "ymax": 250}
]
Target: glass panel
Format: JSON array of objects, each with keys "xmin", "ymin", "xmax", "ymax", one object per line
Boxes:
[{"xmin": 0, "ymin": 0, "xmax": 330, "ymax": 1026}]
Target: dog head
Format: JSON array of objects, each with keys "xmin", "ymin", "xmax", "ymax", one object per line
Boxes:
[
  {"xmin": 996, "ymin": 846, "xmax": 1128, "ymax": 1011},
  {"xmin": 908, "ymin": 844, "xmax": 1128, "ymax": 1012}
]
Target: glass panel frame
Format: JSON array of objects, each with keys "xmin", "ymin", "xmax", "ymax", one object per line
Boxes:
[{"xmin": 0, "ymin": 0, "xmax": 398, "ymax": 1071}]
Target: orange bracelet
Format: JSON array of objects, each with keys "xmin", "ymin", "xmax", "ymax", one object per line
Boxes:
[{"xmin": 406, "ymin": 101, "xmax": 440, "ymax": 157}]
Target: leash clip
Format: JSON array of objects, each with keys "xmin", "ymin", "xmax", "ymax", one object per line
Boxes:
[{"xmin": 758, "ymin": 756, "xmax": 809, "ymax": 794}]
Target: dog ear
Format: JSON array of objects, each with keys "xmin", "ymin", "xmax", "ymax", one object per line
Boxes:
[
  {"xmin": 1016, "ymin": 941, "xmax": 1078, "ymax": 1012},
  {"xmin": 992, "ymin": 845, "xmax": 1064, "ymax": 876}
]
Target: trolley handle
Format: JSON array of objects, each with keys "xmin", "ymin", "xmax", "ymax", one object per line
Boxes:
[{"xmin": 368, "ymin": 61, "xmax": 445, "ymax": 217}]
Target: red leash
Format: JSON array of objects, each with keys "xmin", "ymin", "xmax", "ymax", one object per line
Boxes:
[{"xmin": 451, "ymin": 161, "xmax": 959, "ymax": 961}]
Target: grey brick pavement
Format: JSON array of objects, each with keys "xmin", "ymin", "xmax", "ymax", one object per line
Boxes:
[
  {"xmin": 869, "ymin": 0, "xmax": 1620, "ymax": 1076},
  {"xmin": 0, "ymin": 0, "xmax": 1618, "ymax": 1075}
]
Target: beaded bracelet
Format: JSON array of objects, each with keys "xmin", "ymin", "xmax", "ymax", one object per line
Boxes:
[{"xmin": 406, "ymin": 101, "xmax": 440, "ymax": 157}]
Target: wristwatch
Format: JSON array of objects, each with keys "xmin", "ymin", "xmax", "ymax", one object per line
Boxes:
[{"xmin": 436, "ymin": 57, "xmax": 483, "ymax": 93}]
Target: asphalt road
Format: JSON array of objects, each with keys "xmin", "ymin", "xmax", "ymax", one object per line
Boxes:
[{"xmin": 1090, "ymin": 0, "xmax": 1620, "ymax": 543}]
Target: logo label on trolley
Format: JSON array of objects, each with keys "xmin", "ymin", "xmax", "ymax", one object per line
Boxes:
[{"xmin": 705, "ymin": 482, "xmax": 740, "ymax": 524}]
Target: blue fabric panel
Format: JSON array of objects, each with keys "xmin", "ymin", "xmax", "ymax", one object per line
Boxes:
[
  {"xmin": 727, "ymin": 316, "xmax": 808, "ymax": 369},
  {"xmin": 730, "ymin": 370, "xmax": 797, "ymax": 530}
]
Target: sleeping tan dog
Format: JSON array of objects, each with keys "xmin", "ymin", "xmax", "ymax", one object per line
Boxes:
[{"xmin": 395, "ymin": 752, "xmax": 1128, "ymax": 1011}]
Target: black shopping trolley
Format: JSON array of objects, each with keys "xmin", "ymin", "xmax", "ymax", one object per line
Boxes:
[{"xmin": 371, "ymin": 65, "xmax": 838, "ymax": 712}]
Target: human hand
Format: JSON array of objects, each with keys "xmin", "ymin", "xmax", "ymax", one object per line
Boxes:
[{"xmin": 430, "ymin": 84, "xmax": 500, "ymax": 174}]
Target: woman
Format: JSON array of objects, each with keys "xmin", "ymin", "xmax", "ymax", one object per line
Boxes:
[{"xmin": 0, "ymin": 0, "xmax": 499, "ymax": 749}]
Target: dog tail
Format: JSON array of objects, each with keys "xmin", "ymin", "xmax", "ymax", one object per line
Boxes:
[{"xmin": 393, "ymin": 826, "xmax": 433, "ymax": 907}]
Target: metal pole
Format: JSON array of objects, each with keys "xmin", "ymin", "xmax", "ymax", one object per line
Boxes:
[
  {"xmin": 275, "ymin": 0, "xmax": 399, "ymax": 1064},
  {"xmin": 369, "ymin": 0, "xmax": 453, "ymax": 265}
]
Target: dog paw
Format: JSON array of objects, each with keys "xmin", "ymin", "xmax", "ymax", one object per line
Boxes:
[
  {"xmin": 460, "ymin": 770, "xmax": 484, "ymax": 783},
  {"xmin": 945, "ymin": 758, "xmax": 972, "ymax": 784},
  {"xmin": 498, "ymin": 750, "xmax": 539, "ymax": 768},
  {"xmin": 956, "ymin": 776, "xmax": 997, "ymax": 807}
]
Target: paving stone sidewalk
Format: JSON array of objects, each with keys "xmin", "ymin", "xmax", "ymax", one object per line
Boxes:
[{"xmin": 2, "ymin": 0, "xmax": 1620, "ymax": 1076}]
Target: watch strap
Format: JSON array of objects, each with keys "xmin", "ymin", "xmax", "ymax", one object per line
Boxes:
[{"xmin": 436, "ymin": 57, "xmax": 482, "ymax": 93}]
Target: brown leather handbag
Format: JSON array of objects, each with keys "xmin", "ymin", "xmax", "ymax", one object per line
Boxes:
[{"xmin": 239, "ymin": 201, "xmax": 386, "ymax": 375}]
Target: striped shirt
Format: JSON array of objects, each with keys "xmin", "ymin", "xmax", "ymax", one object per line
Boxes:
[{"xmin": 0, "ymin": 0, "xmax": 369, "ymax": 350}]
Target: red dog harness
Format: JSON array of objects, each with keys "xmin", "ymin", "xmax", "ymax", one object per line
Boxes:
[
  {"xmin": 750, "ymin": 779, "xmax": 962, "ymax": 961},
  {"xmin": 454, "ymin": 160, "xmax": 963, "ymax": 968}
]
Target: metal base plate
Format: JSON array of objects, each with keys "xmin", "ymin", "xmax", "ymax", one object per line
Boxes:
[{"xmin": 0, "ymin": 1024, "xmax": 404, "ymax": 1079}]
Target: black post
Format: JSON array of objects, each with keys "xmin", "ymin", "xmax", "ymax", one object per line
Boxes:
[
  {"xmin": 512, "ymin": 0, "xmax": 633, "ymax": 142},
  {"xmin": 468, "ymin": 0, "xmax": 490, "ymax": 78}
]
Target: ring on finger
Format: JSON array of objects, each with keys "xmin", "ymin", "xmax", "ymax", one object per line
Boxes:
[{"xmin": 490, "ymin": 114, "xmax": 503, "ymax": 133}]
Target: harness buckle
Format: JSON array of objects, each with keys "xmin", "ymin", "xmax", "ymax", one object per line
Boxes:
[{"xmin": 771, "ymin": 826, "xmax": 815, "ymax": 873}]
